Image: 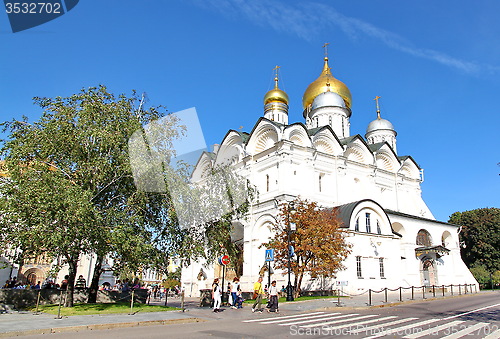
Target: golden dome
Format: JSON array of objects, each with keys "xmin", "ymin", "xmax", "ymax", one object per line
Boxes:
[
  {"xmin": 302, "ymin": 57, "xmax": 351, "ymax": 109},
  {"xmin": 264, "ymin": 77, "xmax": 289, "ymax": 105}
]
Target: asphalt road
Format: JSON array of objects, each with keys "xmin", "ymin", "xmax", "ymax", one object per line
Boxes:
[{"xmin": 18, "ymin": 292, "xmax": 500, "ymax": 338}]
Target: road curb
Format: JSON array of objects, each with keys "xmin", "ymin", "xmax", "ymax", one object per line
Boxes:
[{"xmin": 0, "ymin": 317, "xmax": 205, "ymax": 338}]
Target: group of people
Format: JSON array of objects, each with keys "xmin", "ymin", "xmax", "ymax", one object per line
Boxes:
[{"xmin": 211, "ymin": 276, "xmax": 279, "ymax": 313}]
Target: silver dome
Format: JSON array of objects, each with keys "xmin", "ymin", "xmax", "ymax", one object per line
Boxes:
[
  {"xmin": 366, "ymin": 118, "xmax": 395, "ymax": 134},
  {"xmin": 311, "ymin": 91, "xmax": 346, "ymax": 111}
]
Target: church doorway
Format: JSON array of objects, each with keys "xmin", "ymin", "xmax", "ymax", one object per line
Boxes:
[{"xmin": 421, "ymin": 259, "xmax": 437, "ymax": 286}]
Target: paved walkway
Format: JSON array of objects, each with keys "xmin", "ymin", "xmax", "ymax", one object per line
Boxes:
[{"xmin": 0, "ymin": 290, "xmax": 493, "ymax": 337}]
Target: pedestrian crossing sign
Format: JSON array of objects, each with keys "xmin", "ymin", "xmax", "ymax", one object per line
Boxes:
[{"xmin": 265, "ymin": 249, "xmax": 274, "ymax": 262}]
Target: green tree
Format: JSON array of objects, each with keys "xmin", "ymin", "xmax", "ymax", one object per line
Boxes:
[
  {"xmin": 449, "ymin": 207, "xmax": 500, "ymax": 272},
  {"xmin": 263, "ymin": 198, "xmax": 352, "ymax": 298},
  {"xmin": 0, "ymin": 85, "xmax": 182, "ymax": 306}
]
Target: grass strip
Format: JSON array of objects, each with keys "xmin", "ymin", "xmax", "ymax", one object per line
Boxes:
[{"xmin": 28, "ymin": 302, "xmax": 179, "ymax": 316}]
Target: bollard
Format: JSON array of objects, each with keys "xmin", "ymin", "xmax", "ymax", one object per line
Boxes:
[
  {"xmin": 399, "ymin": 287, "xmax": 402, "ymax": 302},
  {"xmin": 422, "ymin": 286, "xmax": 426, "ymax": 299},
  {"xmin": 129, "ymin": 290, "xmax": 135, "ymax": 315},
  {"xmin": 384, "ymin": 288, "xmax": 388, "ymax": 303},
  {"xmin": 337, "ymin": 288, "xmax": 341, "ymax": 307},
  {"xmin": 459, "ymin": 284, "xmax": 461, "ymax": 295},
  {"xmin": 368, "ymin": 289, "xmax": 372, "ymax": 306},
  {"xmin": 34, "ymin": 290, "xmax": 41, "ymax": 315},
  {"xmin": 432, "ymin": 285, "xmax": 436, "ymax": 297},
  {"xmin": 411, "ymin": 286, "xmax": 414, "ymax": 300},
  {"xmin": 181, "ymin": 291, "xmax": 185, "ymax": 312},
  {"xmin": 442, "ymin": 285, "xmax": 445, "ymax": 297},
  {"xmin": 451, "ymin": 284, "xmax": 453, "ymax": 295},
  {"xmin": 56, "ymin": 289, "xmax": 63, "ymax": 319},
  {"xmin": 465, "ymin": 284, "xmax": 467, "ymax": 294}
]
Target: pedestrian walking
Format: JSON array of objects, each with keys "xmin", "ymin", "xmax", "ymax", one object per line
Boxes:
[
  {"xmin": 230, "ymin": 277, "xmax": 240, "ymax": 309},
  {"xmin": 212, "ymin": 278, "xmax": 221, "ymax": 312},
  {"xmin": 252, "ymin": 276, "xmax": 264, "ymax": 313},
  {"xmin": 267, "ymin": 280, "xmax": 279, "ymax": 312}
]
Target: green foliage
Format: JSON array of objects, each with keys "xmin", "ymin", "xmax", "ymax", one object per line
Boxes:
[
  {"xmin": 28, "ymin": 302, "xmax": 178, "ymax": 315},
  {"xmin": 0, "ymin": 85, "xmax": 182, "ymax": 306},
  {"xmin": 469, "ymin": 265, "xmax": 491, "ymax": 284},
  {"xmin": 449, "ymin": 207, "xmax": 500, "ymax": 272}
]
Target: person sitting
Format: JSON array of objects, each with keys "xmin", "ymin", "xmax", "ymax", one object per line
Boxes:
[{"xmin": 75, "ymin": 275, "xmax": 86, "ymax": 290}]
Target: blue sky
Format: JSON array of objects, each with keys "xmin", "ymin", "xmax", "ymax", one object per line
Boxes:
[{"xmin": 1, "ymin": 0, "xmax": 499, "ymax": 222}]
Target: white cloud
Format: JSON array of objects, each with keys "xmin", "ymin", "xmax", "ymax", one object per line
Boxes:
[{"xmin": 189, "ymin": 0, "xmax": 497, "ymax": 75}]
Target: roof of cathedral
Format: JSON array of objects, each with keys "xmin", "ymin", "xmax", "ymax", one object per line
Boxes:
[
  {"xmin": 302, "ymin": 56, "xmax": 352, "ymax": 109},
  {"xmin": 366, "ymin": 116, "xmax": 396, "ymax": 134}
]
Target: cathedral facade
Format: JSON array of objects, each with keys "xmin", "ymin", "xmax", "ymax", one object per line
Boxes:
[{"xmin": 181, "ymin": 55, "xmax": 477, "ymax": 296}]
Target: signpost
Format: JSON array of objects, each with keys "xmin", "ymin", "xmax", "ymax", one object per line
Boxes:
[
  {"xmin": 265, "ymin": 249, "xmax": 274, "ymax": 290},
  {"xmin": 218, "ymin": 255, "xmax": 230, "ymax": 305}
]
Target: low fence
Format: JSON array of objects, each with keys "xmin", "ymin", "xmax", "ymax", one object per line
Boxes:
[
  {"xmin": 0, "ymin": 288, "xmax": 148, "ymax": 309},
  {"xmin": 366, "ymin": 283, "xmax": 478, "ymax": 306}
]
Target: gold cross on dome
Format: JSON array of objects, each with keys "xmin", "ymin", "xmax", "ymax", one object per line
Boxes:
[
  {"xmin": 323, "ymin": 42, "xmax": 330, "ymax": 58},
  {"xmin": 374, "ymin": 96, "xmax": 381, "ymax": 117},
  {"xmin": 272, "ymin": 65, "xmax": 281, "ymax": 87}
]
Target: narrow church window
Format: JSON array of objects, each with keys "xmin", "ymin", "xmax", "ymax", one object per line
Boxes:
[
  {"xmin": 365, "ymin": 213, "xmax": 371, "ymax": 233},
  {"xmin": 356, "ymin": 256, "xmax": 362, "ymax": 278},
  {"xmin": 318, "ymin": 174, "xmax": 322, "ymax": 192},
  {"xmin": 315, "ymin": 117, "xmax": 319, "ymax": 127},
  {"xmin": 355, "ymin": 218, "xmax": 359, "ymax": 232},
  {"xmin": 379, "ymin": 258, "xmax": 385, "ymax": 278},
  {"xmin": 266, "ymin": 174, "xmax": 269, "ymax": 192},
  {"xmin": 329, "ymin": 116, "xmax": 332, "ymax": 126},
  {"xmin": 376, "ymin": 220, "xmax": 381, "ymax": 234}
]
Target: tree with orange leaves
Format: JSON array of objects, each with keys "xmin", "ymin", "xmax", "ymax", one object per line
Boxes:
[{"xmin": 263, "ymin": 198, "xmax": 351, "ymax": 298}]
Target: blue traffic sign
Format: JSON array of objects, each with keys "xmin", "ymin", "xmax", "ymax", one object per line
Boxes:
[{"xmin": 265, "ymin": 249, "xmax": 274, "ymax": 262}]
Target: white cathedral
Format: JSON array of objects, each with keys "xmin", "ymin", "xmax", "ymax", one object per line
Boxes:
[{"xmin": 181, "ymin": 54, "xmax": 477, "ymax": 296}]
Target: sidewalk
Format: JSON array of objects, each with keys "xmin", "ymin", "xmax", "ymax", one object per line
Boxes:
[{"xmin": 0, "ymin": 290, "xmax": 495, "ymax": 337}]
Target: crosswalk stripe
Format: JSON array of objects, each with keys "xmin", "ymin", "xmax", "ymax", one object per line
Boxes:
[
  {"xmin": 440, "ymin": 322, "xmax": 490, "ymax": 339},
  {"xmin": 276, "ymin": 313, "xmax": 362, "ymax": 326},
  {"xmin": 364, "ymin": 318, "xmax": 442, "ymax": 339},
  {"xmin": 349, "ymin": 317, "xmax": 418, "ymax": 334},
  {"xmin": 322, "ymin": 316, "xmax": 398, "ymax": 331},
  {"xmin": 242, "ymin": 311, "xmax": 325, "ymax": 323},
  {"xmin": 299, "ymin": 314, "xmax": 378, "ymax": 328},
  {"xmin": 403, "ymin": 320, "xmax": 464, "ymax": 338},
  {"xmin": 261, "ymin": 313, "xmax": 344, "ymax": 325},
  {"xmin": 483, "ymin": 328, "xmax": 500, "ymax": 339}
]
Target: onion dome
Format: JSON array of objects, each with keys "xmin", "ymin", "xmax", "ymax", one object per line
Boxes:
[
  {"xmin": 311, "ymin": 90, "xmax": 346, "ymax": 111},
  {"xmin": 264, "ymin": 76, "xmax": 289, "ymax": 105},
  {"xmin": 366, "ymin": 115, "xmax": 395, "ymax": 134},
  {"xmin": 302, "ymin": 57, "xmax": 352, "ymax": 109}
]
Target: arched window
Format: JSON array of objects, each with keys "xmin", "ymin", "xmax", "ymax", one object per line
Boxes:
[
  {"xmin": 365, "ymin": 213, "xmax": 371, "ymax": 233},
  {"xmin": 355, "ymin": 218, "xmax": 359, "ymax": 232},
  {"xmin": 416, "ymin": 229, "xmax": 432, "ymax": 246}
]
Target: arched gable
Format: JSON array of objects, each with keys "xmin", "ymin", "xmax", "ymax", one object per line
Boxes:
[
  {"xmin": 336, "ymin": 199, "xmax": 394, "ymax": 236},
  {"xmin": 191, "ymin": 151, "xmax": 214, "ymax": 182},
  {"xmin": 245, "ymin": 119, "xmax": 281, "ymax": 155},
  {"xmin": 311, "ymin": 126, "xmax": 343, "ymax": 156},
  {"xmin": 282, "ymin": 123, "xmax": 312, "ymax": 148},
  {"xmin": 399, "ymin": 156, "xmax": 421, "ymax": 180},
  {"xmin": 344, "ymin": 136, "xmax": 373, "ymax": 165},
  {"xmin": 374, "ymin": 144, "xmax": 400, "ymax": 172}
]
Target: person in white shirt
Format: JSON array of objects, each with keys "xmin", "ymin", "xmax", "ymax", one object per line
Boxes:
[
  {"xmin": 268, "ymin": 280, "xmax": 279, "ymax": 313},
  {"xmin": 230, "ymin": 277, "xmax": 240, "ymax": 309}
]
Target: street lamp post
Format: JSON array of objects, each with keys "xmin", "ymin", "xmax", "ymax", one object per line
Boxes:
[{"xmin": 286, "ymin": 202, "xmax": 296, "ymax": 301}]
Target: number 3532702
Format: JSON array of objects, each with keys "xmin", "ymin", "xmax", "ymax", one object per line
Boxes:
[{"xmin": 5, "ymin": 2, "xmax": 62, "ymax": 14}]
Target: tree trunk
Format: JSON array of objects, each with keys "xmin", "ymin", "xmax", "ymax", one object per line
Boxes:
[
  {"xmin": 87, "ymin": 254, "xmax": 103, "ymax": 304},
  {"xmin": 65, "ymin": 258, "xmax": 78, "ymax": 307}
]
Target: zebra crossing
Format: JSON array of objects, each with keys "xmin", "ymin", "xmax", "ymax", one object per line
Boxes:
[{"xmin": 243, "ymin": 311, "xmax": 500, "ymax": 338}]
